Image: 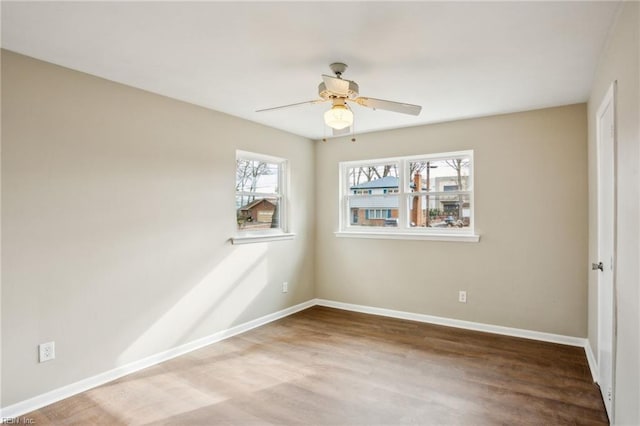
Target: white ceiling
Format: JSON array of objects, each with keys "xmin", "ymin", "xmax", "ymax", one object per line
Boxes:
[{"xmin": 2, "ymin": 1, "xmax": 620, "ymax": 140}]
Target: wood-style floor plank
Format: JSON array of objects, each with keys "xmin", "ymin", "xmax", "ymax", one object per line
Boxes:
[{"xmin": 18, "ymin": 306, "xmax": 608, "ymax": 425}]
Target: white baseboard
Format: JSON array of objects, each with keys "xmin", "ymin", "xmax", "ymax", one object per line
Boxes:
[
  {"xmin": 2, "ymin": 297, "xmax": 596, "ymax": 420},
  {"xmin": 0, "ymin": 299, "xmax": 316, "ymax": 420},
  {"xmin": 315, "ymin": 299, "xmax": 588, "ymax": 347},
  {"xmin": 584, "ymin": 340, "xmax": 598, "ymax": 383}
]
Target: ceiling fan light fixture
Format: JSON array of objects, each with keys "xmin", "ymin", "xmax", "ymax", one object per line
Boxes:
[{"xmin": 324, "ymin": 104, "xmax": 353, "ymax": 130}]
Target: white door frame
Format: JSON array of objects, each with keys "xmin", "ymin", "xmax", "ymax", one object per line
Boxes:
[{"xmin": 595, "ymin": 81, "xmax": 617, "ymax": 422}]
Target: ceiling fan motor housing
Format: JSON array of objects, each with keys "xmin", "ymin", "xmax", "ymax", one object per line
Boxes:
[{"xmin": 318, "ymin": 81, "xmax": 359, "ymax": 100}]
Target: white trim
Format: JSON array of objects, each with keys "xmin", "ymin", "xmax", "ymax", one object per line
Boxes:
[
  {"xmin": 339, "ymin": 150, "xmax": 474, "ymax": 167},
  {"xmin": 315, "ymin": 299, "xmax": 587, "ymax": 347},
  {"xmin": 235, "ymin": 150, "xmax": 290, "ymax": 236},
  {"xmin": 585, "ymin": 340, "xmax": 599, "ymax": 383},
  {"xmin": 231, "ymin": 232, "xmax": 295, "ymax": 245},
  {"xmin": 335, "ymin": 231, "xmax": 480, "ymax": 242},
  {"xmin": 0, "ymin": 299, "xmax": 315, "ymax": 420}
]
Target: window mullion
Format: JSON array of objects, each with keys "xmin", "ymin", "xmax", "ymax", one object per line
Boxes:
[
  {"xmin": 398, "ymin": 160, "xmax": 408, "ymax": 229},
  {"xmin": 423, "ymin": 191, "xmax": 471, "ymax": 197},
  {"xmin": 341, "ymin": 163, "xmax": 350, "ymax": 230},
  {"xmin": 236, "ymin": 192, "xmax": 282, "ymax": 198}
]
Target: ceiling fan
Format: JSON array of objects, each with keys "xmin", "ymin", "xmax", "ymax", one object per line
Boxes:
[{"xmin": 256, "ymin": 63, "xmax": 422, "ymax": 137}]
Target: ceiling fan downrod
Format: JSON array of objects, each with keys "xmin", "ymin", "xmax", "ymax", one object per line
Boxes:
[{"xmin": 329, "ymin": 62, "xmax": 348, "ymax": 78}]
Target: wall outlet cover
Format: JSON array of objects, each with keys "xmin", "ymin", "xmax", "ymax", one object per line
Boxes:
[{"xmin": 39, "ymin": 341, "xmax": 56, "ymax": 363}]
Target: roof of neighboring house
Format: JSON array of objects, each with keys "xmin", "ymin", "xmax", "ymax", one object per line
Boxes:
[
  {"xmin": 351, "ymin": 176, "xmax": 399, "ymax": 189},
  {"xmin": 239, "ymin": 198, "xmax": 275, "ymax": 211}
]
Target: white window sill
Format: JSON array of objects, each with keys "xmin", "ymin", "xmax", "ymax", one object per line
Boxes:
[
  {"xmin": 231, "ymin": 233, "xmax": 296, "ymax": 245},
  {"xmin": 334, "ymin": 231, "xmax": 480, "ymax": 243}
]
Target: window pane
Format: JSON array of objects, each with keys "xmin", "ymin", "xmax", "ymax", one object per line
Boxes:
[
  {"xmin": 408, "ymin": 194, "xmax": 471, "ymax": 228},
  {"xmin": 346, "ymin": 164, "xmax": 400, "ymax": 228},
  {"xmin": 347, "ymin": 164, "xmax": 399, "ymax": 190},
  {"xmin": 236, "ymin": 196, "xmax": 280, "ymax": 230},
  {"xmin": 348, "ymin": 196, "xmax": 398, "ymax": 227},
  {"xmin": 236, "ymin": 160, "xmax": 279, "ymax": 194},
  {"xmin": 409, "ymin": 158, "xmax": 470, "ymax": 192}
]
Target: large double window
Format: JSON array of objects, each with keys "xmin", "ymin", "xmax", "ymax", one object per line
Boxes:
[{"xmin": 338, "ymin": 150, "xmax": 478, "ymax": 241}]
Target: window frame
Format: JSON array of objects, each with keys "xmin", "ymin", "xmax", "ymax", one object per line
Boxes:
[
  {"xmin": 232, "ymin": 150, "xmax": 294, "ymax": 245},
  {"xmin": 337, "ymin": 150, "xmax": 479, "ymax": 242}
]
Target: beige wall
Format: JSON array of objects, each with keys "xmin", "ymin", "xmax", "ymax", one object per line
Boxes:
[
  {"xmin": 1, "ymin": 50, "xmax": 315, "ymax": 406},
  {"xmin": 587, "ymin": 2, "xmax": 640, "ymax": 424},
  {"xmin": 315, "ymin": 104, "xmax": 588, "ymax": 337}
]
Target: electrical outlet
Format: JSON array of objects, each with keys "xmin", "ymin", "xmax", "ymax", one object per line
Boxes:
[
  {"xmin": 458, "ymin": 291, "xmax": 467, "ymax": 303},
  {"xmin": 39, "ymin": 341, "xmax": 55, "ymax": 363},
  {"xmin": 282, "ymin": 282, "xmax": 288, "ymax": 293}
]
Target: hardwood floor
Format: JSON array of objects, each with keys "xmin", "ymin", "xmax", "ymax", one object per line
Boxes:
[{"xmin": 21, "ymin": 306, "xmax": 608, "ymax": 425}]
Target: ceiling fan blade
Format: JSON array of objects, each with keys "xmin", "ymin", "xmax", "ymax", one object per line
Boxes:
[
  {"xmin": 332, "ymin": 127, "xmax": 351, "ymax": 136},
  {"xmin": 352, "ymin": 97, "xmax": 422, "ymax": 116},
  {"xmin": 322, "ymin": 75, "xmax": 350, "ymax": 96},
  {"xmin": 256, "ymin": 99, "xmax": 327, "ymax": 113}
]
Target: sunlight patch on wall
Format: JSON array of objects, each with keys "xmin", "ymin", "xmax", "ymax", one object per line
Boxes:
[{"xmin": 117, "ymin": 244, "xmax": 270, "ymax": 363}]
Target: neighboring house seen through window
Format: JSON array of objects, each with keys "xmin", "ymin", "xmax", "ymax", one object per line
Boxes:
[{"xmin": 338, "ymin": 151, "xmax": 477, "ymax": 241}]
